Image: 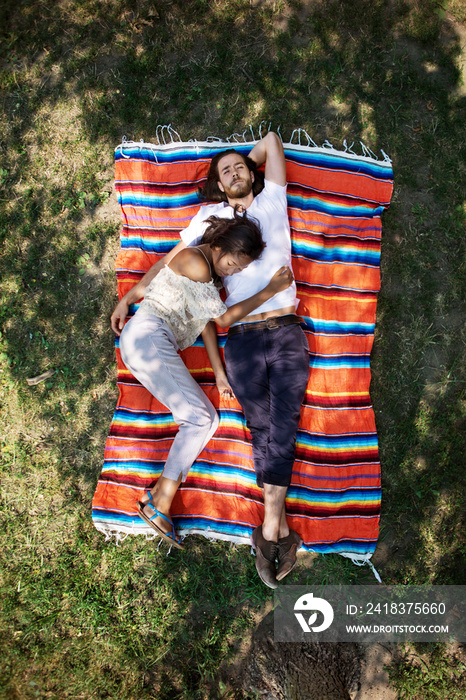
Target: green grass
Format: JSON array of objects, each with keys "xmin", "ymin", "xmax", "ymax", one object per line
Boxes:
[
  {"xmin": 1, "ymin": 0, "xmax": 465, "ymax": 697},
  {"xmin": 387, "ymin": 643, "xmax": 466, "ymax": 699}
]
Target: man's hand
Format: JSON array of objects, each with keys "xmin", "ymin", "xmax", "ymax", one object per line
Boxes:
[{"xmin": 111, "ymin": 298, "xmax": 130, "ymax": 336}]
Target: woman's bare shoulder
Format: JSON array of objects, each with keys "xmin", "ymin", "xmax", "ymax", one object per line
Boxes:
[{"xmin": 168, "ymin": 248, "xmax": 211, "ymax": 283}]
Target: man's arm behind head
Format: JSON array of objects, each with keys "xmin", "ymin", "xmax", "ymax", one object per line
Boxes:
[{"xmin": 247, "ymin": 132, "xmax": 286, "ymax": 187}]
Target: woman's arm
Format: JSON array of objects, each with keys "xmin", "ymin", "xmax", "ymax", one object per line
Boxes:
[
  {"xmin": 167, "ymin": 246, "xmax": 211, "ymax": 282},
  {"xmin": 213, "ymin": 265, "xmax": 294, "ymax": 328},
  {"xmin": 201, "ymin": 322, "xmax": 234, "ymax": 399},
  {"xmin": 110, "ymin": 240, "xmax": 187, "ymax": 335}
]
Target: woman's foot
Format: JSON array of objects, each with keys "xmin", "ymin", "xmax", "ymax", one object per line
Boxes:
[
  {"xmin": 139, "ymin": 492, "xmax": 171, "ymax": 534},
  {"xmin": 137, "ymin": 491, "xmax": 184, "ymax": 550}
]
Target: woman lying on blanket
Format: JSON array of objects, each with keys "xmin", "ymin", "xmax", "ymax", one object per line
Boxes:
[{"xmin": 112, "ymin": 209, "xmax": 293, "ymax": 549}]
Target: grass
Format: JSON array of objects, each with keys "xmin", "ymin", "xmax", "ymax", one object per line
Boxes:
[
  {"xmin": 387, "ymin": 643, "xmax": 466, "ymax": 699},
  {"xmin": 1, "ymin": 0, "xmax": 465, "ymax": 697}
]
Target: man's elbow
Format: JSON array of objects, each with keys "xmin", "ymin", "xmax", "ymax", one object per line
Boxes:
[
  {"xmin": 266, "ymin": 131, "xmax": 283, "ymax": 152},
  {"xmin": 262, "ymin": 130, "xmax": 279, "ymax": 144}
]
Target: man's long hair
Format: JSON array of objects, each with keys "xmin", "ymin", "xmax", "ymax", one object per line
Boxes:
[{"xmin": 198, "ymin": 149, "xmax": 265, "ymax": 203}]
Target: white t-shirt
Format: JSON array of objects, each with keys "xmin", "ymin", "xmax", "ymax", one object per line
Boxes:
[{"xmin": 180, "ymin": 179, "xmax": 298, "ymax": 317}]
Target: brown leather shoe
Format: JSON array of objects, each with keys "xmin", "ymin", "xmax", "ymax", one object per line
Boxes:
[
  {"xmin": 276, "ymin": 529, "xmax": 302, "ymax": 581},
  {"xmin": 251, "ymin": 525, "xmax": 278, "ymax": 589}
]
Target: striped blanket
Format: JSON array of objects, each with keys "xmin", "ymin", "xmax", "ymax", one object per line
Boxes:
[{"xmin": 92, "ymin": 134, "xmax": 393, "ymax": 565}]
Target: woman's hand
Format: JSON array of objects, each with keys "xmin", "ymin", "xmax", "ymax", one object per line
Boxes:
[
  {"xmin": 214, "ymin": 265, "xmax": 295, "ymax": 328},
  {"xmin": 216, "ymin": 374, "xmax": 235, "ymax": 400},
  {"xmin": 266, "ymin": 266, "xmax": 294, "ymax": 295},
  {"xmin": 111, "ymin": 298, "xmax": 130, "ymax": 336},
  {"xmin": 201, "ymin": 323, "xmax": 234, "ymax": 398}
]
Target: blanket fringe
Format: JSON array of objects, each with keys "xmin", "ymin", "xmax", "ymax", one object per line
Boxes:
[
  {"xmin": 339, "ymin": 552, "xmax": 382, "ymax": 583},
  {"xmin": 97, "ymin": 524, "xmax": 381, "ymax": 581},
  {"xmin": 117, "ymin": 124, "xmax": 392, "ymax": 162},
  {"xmin": 103, "ymin": 529, "xmax": 129, "ymax": 547}
]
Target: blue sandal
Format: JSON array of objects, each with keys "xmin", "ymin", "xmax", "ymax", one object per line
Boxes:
[{"xmin": 137, "ymin": 491, "xmax": 184, "ymax": 550}]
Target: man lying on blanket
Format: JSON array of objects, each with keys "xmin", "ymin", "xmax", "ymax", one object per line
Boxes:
[{"xmin": 111, "ymin": 132, "xmax": 309, "ymax": 589}]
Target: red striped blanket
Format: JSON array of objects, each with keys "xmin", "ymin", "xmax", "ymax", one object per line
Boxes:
[{"xmin": 92, "ymin": 137, "xmax": 393, "ymax": 564}]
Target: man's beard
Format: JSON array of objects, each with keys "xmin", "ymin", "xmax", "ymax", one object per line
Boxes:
[{"xmin": 223, "ymin": 177, "xmax": 253, "ymax": 199}]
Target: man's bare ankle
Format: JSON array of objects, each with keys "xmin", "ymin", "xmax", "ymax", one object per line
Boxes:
[
  {"xmin": 261, "ymin": 524, "xmax": 279, "ymax": 543},
  {"xmin": 278, "ymin": 526, "xmax": 290, "ymax": 540}
]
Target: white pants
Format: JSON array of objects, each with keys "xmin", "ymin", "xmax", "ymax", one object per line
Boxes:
[{"xmin": 119, "ymin": 312, "xmax": 219, "ymax": 481}]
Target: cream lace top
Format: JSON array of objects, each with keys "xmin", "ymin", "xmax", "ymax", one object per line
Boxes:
[{"xmin": 138, "ymin": 265, "xmax": 227, "ymax": 350}]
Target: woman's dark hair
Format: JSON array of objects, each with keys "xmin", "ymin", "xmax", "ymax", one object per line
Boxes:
[
  {"xmin": 200, "ymin": 208, "xmax": 265, "ymax": 262},
  {"xmin": 198, "ymin": 149, "xmax": 265, "ymax": 203}
]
